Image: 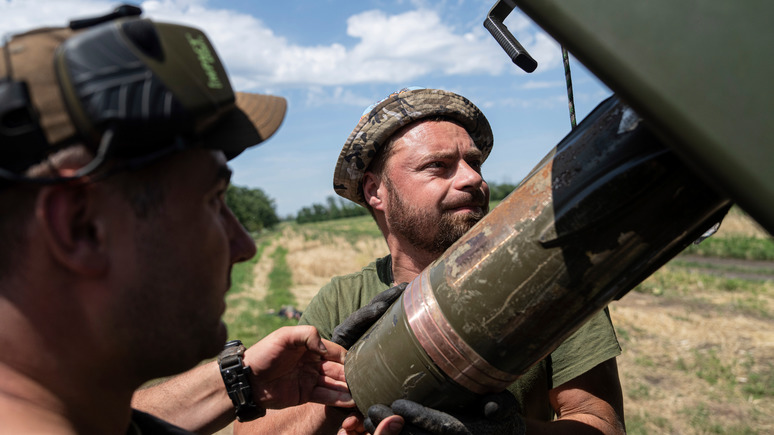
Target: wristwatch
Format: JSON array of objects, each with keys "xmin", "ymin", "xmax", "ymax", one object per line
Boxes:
[{"xmin": 218, "ymin": 340, "xmax": 265, "ymax": 422}]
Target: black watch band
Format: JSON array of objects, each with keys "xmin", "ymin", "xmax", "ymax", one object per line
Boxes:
[{"xmin": 218, "ymin": 340, "xmax": 265, "ymax": 422}]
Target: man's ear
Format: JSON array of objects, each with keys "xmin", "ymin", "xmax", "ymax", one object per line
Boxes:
[
  {"xmin": 363, "ymin": 172, "xmax": 386, "ymax": 211},
  {"xmin": 36, "ymin": 183, "xmax": 108, "ymax": 276}
]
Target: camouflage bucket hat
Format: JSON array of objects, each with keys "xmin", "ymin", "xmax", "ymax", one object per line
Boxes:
[{"xmin": 333, "ymin": 88, "xmax": 493, "ymax": 207}]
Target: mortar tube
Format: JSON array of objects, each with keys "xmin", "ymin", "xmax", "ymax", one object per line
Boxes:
[{"xmin": 344, "ymin": 95, "xmax": 732, "ymax": 414}]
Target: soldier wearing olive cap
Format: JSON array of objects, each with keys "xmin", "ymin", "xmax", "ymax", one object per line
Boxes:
[{"xmin": 0, "ymin": 8, "xmax": 374, "ymax": 434}]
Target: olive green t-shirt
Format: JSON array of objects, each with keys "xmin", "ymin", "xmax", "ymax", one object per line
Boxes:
[{"xmin": 300, "ymin": 255, "xmax": 621, "ymax": 421}]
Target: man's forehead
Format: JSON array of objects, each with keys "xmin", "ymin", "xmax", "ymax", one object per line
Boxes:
[
  {"xmin": 155, "ymin": 149, "xmax": 229, "ymax": 182},
  {"xmin": 393, "ymin": 120, "xmax": 478, "ymax": 155}
]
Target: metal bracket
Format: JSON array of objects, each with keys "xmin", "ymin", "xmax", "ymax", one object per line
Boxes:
[{"xmin": 483, "ymin": 0, "xmax": 538, "ymax": 73}]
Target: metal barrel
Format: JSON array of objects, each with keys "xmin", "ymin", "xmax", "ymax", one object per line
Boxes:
[{"xmin": 344, "ymin": 95, "xmax": 732, "ymax": 414}]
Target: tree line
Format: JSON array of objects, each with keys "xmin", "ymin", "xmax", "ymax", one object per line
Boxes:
[
  {"xmin": 226, "ymin": 184, "xmax": 279, "ymax": 234},
  {"xmin": 296, "ymin": 196, "xmax": 370, "ymax": 224},
  {"xmin": 295, "ymin": 181, "xmax": 520, "ymax": 224},
  {"xmin": 223, "ymin": 181, "xmax": 521, "ymax": 231}
]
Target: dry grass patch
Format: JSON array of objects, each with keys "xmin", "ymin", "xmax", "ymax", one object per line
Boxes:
[
  {"xmin": 262, "ymin": 225, "xmax": 387, "ymax": 310},
  {"xmin": 227, "ymin": 210, "xmax": 773, "ymax": 434},
  {"xmin": 719, "ymin": 209, "xmax": 771, "ymax": 239},
  {"xmin": 612, "ymin": 267, "xmax": 774, "ymax": 434}
]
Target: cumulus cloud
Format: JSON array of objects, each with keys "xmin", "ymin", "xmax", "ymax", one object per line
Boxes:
[
  {"xmin": 0, "ymin": 0, "xmax": 113, "ymax": 34},
  {"xmin": 0, "ymin": 0, "xmax": 561, "ymax": 89}
]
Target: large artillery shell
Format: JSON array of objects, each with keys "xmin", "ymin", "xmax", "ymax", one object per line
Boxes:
[{"xmin": 345, "ymin": 96, "xmax": 731, "ymax": 414}]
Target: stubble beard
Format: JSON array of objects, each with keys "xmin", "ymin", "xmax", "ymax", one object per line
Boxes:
[{"xmin": 386, "ymin": 181, "xmax": 488, "ymax": 255}]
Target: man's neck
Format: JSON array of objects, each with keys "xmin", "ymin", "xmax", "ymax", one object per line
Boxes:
[
  {"xmin": 387, "ymin": 240, "xmax": 439, "ymax": 285},
  {"xmin": 0, "ymin": 359, "xmax": 135, "ymax": 434},
  {"xmin": 0, "ymin": 299, "xmax": 136, "ymax": 434}
]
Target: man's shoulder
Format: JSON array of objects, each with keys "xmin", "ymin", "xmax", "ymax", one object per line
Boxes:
[
  {"xmin": 327, "ymin": 259, "xmax": 380, "ymax": 286},
  {"xmin": 321, "ymin": 254, "xmax": 391, "ymax": 295}
]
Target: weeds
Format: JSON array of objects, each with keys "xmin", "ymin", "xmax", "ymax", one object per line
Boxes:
[
  {"xmin": 679, "ymin": 402, "xmax": 760, "ymax": 434},
  {"xmin": 674, "ymin": 347, "xmax": 774, "ymax": 403},
  {"xmin": 625, "ymin": 412, "xmax": 671, "ymax": 435},
  {"xmin": 627, "ymin": 382, "xmax": 651, "ymax": 400},
  {"xmin": 633, "ymin": 266, "xmax": 773, "ymax": 318},
  {"xmin": 224, "ymin": 234, "xmax": 298, "ymax": 347},
  {"xmin": 741, "ymin": 361, "xmax": 774, "ymax": 399},
  {"xmin": 300, "ymin": 215, "xmax": 382, "ymax": 241},
  {"xmin": 684, "ymin": 236, "xmax": 774, "ymax": 261},
  {"xmin": 222, "ymin": 205, "xmax": 774, "ymax": 432},
  {"xmin": 264, "ymin": 247, "xmax": 296, "ymax": 309}
]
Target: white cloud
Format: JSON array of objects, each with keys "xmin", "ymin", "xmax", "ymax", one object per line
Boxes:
[
  {"xmin": 0, "ymin": 0, "xmax": 113, "ymax": 35},
  {"xmin": 522, "ymin": 80, "xmax": 564, "ymax": 90},
  {"xmin": 303, "ymin": 86, "xmax": 376, "ymax": 109},
  {"xmin": 1, "ymin": 0, "xmax": 561, "ymax": 89}
]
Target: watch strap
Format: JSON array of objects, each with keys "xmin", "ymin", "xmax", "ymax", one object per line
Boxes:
[{"xmin": 218, "ymin": 340, "xmax": 265, "ymax": 422}]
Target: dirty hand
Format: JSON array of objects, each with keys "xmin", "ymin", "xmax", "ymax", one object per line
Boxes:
[
  {"xmin": 331, "ymin": 282, "xmax": 408, "ymax": 349},
  {"xmin": 363, "ymin": 391, "xmax": 525, "ymax": 435},
  {"xmin": 243, "ymin": 325, "xmax": 354, "ymax": 410}
]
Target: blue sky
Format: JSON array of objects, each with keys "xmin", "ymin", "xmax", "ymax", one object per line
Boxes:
[{"xmin": 1, "ymin": 0, "xmax": 612, "ymax": 217}]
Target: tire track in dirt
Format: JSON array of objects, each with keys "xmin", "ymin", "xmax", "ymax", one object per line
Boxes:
[
  {"xmin": 677, "ymin": 254, "xmax": 774, "ymax": 281},
  {"xmin": 249, "ymin": 243, "xmax": 276, "ymax": 302},
  {"xmin": 249, "ymin": 226, "xmax": 387, "ymax": 311}
]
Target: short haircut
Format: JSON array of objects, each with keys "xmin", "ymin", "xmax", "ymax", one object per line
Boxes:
[{"xmin": 0, "ymin": 146, "xmax": 168, "ymax": 277}]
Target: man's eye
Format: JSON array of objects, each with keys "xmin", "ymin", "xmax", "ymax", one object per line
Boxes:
[{"xmin": 211, "ymin": 190, "xmax": 226, "ymax": 207}]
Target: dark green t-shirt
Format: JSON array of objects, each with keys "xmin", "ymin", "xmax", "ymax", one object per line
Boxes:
[{"xmin": 300, "ymin": 255, "xmax": 621, "ymax": 421}]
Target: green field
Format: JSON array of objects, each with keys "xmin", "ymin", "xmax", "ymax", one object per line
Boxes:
[{"xmin": 223, "ymin": 206, "xmax": 774, "ymax": 433}]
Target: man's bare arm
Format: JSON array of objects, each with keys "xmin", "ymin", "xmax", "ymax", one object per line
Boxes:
[
  {"xmin": 133, "ymin": 326, "xmax": 353, "ymax": 434},
  {"xmin": 132, "ymin": 361, "xmax": 233, "ymax": 434},
  {"xmin": 234, "ymin": 403, "xmax": 355, "ymax": 434},
  {"xmin": 526, "ymin": 358, "xmax": 626, "ymax": 435}
]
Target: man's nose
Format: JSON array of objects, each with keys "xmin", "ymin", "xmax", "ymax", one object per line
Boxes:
[
  {"xmin": 454, "ymin": 160, "xmax": 484, "ymax": 190},
  {"xmin": 225, "ymin": 206, "xmax": 257, "ymax": 263}
]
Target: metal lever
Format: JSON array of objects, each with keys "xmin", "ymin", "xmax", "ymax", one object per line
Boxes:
[
  {"xmin": 484, "ymin": 0, "xmax": 538, "ymax": 73},
  {"xmin": 69, "ymin": 4, "xmax": 143, "ymax": 30}
]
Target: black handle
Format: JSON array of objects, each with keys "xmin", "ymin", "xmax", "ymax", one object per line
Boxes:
[
  {"xmin": 484, "ymin": 0, "xmax": 537, "ymax": 73},
  {"xmin": 69, "ymin": 4, "xmax": 143, "ymax": 30}
]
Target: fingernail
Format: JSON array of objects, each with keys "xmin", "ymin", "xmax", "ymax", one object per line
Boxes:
[
  {"xmin": 318, "ymin": 342, "xmax": 328, "ymax": 353},
  {"xmin": 388, "ymin": 420, "xmax": 404, "ymax": 434}
]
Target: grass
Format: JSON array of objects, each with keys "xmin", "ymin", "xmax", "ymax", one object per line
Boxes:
[
  {"xmin": 683, "ymin": 236, "xmax": 774, "ymax": 261},
  {"xmin": 681, "ymin": 206, "xmax": 773, "ymax": 261},
  {"xmin": 679, "ymin": 403, "xmax": 760, "ymax": 435},
  {"xmin": 264, "ymin": 247, "xmax": 296, "ymax": 308},
  {"xmin": 298, "ymin": 214, "xmax": 383, "ymax": 241},
  {"xmin": 633, "ymin": 266, "xmax": 773, "ymax": 320},
  {"xmin": 221, "ymin": 204, "xmax": 774, "ymax": 432},
  {"xmin": 626, "ymin": 412, "xmax": 671, "ymax": 435},
  {"xmin": 225, "ymin": 234, "xmax": 298, "ymax": 348},
  {"xmin": 671, "ymin": 258, "xmax": 774, "ymax": 277},
  {"xmin": 223, "ymin": 217, "xmax": 384, "ymax": 347},
  {"xmin": 677, "ymin": 348, "xmax": 735, "ymax": 388},
  {"xmin": 743, "ymin": 364, "xmax": 774, "ymax": 399}
]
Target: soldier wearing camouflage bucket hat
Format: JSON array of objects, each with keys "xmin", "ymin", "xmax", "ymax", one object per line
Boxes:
[
  {"xmin": 333, "ymin": 87, "xmax": 494, "ymax": 208},
  {"xmin": 0, "ymin": 5, "xmax": 390, "ymax": 435},
  {"xmin": 236, "ymin": 87, "xmax": 623, "ymax": 435}
]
